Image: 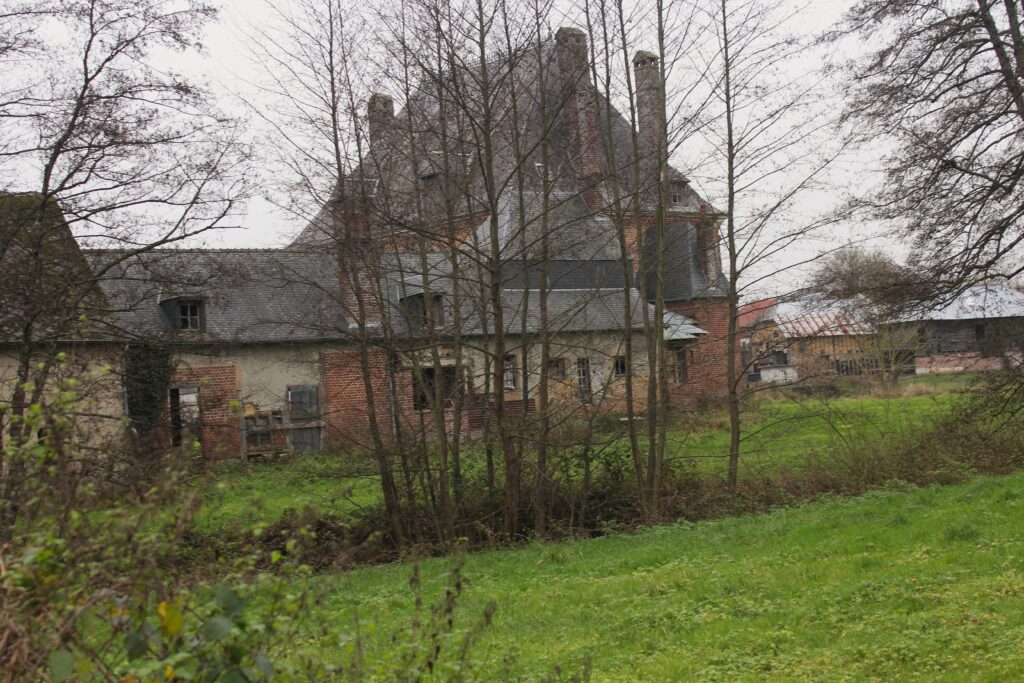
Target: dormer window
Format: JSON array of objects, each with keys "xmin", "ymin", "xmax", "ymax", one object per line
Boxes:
[
  {"xmin": 160, "ymin": 296, "xmax": 205, "ymax": 332},
  {"xmin": 401, "ymin": 292, "xmax": 444, "ymax": 330},
  {"xmin": 671, "ymin": 191, "xmax": 683, "ymax": 205},
  {"xmin": 178, "ymin": 300, "xmax": 203, "ymax": 330}
]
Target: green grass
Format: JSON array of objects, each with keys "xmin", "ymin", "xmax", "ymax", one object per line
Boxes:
[
  {"xmin": 669, "ymin": 392, "xmax": 959, "ymax": 480},
  {"xmin": 191, "ymin": 455, "xmax": 379, "ymax": 533},
  {"xmin": 198, "ymin": 379, "xmax": 967, "ymax": 529},
  {"xmin": 302, "ymin": 472, "xmax": 1024, "ymax": 680}
]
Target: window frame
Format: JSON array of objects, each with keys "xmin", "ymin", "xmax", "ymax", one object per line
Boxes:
[
  {"xmin": 674, "ymin": 348, "xmax": 689, "ymax": 384},
  {"xmin": 413, "ymin": 366, "xmax": 458, "ymax": 410},
  {"xmin": 287, "ymin": 384, "xmax": 320, "ymax": 421},
  {"xmin": 401, "ymin": 292, "xmax": 444, "ymax": 330},
  {"xmin": 576, "ymin": 357, "xmax": 592, "ymax": 404},
  {"xmin": 613, "ymin": 355, "xmax": 628, "ymax": 378},
  {"xmin": 503, "ymin": 354, "xmax": 518, "ymax": 390},
  {"xmin": 168, "ymin": 386, "xmax": 201, "ymax": 447},
  {"xmin": 178, "ymin": 299, "xmax": 203, "ymax": 331},
  {"xmin": 247, "ymin": 430, "xmax": 273, "ymax": 449}
]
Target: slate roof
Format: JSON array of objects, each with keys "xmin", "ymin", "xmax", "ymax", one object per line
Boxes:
[
  {"xmin": 473, "ymin": 191, "xmax": 620, "ymax": 262},
  {"xmin": 289, "ymin": 32, "xmax": 717, "ymax": 249},
  {"xmin": 645, "ymin": 220, "xmax": 729, "ymax": 301},
  {"xmin": 47, "ymin": 245, "xmax": 706, "ymax": 344},
  {"xmin": 663, "ymin": 311, "xmax": 704, "ymax": 341},
  {"xmin": 491, "ymin": 288, "xmax": 661, "ymax": 336},
  {"xmin": 375, "ymin": 252, "xmax": 704, "ymax": 339},
  {"xmin": 83, "ymin": 249, "xmax": 348, "ymax": 343}
]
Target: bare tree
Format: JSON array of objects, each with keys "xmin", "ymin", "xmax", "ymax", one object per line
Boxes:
[
  {"xmin": 830, "ymin": 0, "xmax": 1024, "ymax": 296},
  {"xmin": 0, "ymin": 0, "xmax": 248, "ymax": 537},
  {"xmin": 696, "ymin": 0, "xmax": 843, "ymax": 492}
]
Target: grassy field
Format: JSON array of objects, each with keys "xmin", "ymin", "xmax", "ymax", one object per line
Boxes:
[
  {"xmin": 191, "ymin": 457, "xmax": 379, "ymax": 533},
  {"xmin": 299, "ymin": 471, "xmax": 1024, "ymax": 681},
  {"xmin": 668, "ymin": 391, "xmax": 958, "ymax": 479},
  {"xmin": 199, "ymin": 375, "xmax": 967, "ymax": 529},
  {"xmin": 185, "ymin": 374, "xmax": 1022, "ymax": 680}
]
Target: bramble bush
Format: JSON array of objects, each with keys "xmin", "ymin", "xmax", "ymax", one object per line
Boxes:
[{"xmin": 0, "ymin": 381, "xmax": 500, "ymax": 681}]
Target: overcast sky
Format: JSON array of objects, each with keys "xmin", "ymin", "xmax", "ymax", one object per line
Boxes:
[{"xmin": 185, "ymin": 0, "xmax": 895, "ymax": 296}]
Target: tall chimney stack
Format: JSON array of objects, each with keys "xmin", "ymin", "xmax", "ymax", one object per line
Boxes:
[
  {"xmin": 633, "ymin": 50, "xmax": 663, "ymax": 193},
  {"xmin": 367, "ymin": 93, "xmax": 394, "ymax": 147},
  {"xmin": 555, "ymin": 27, "xmax": 603, "ymax": 196}
]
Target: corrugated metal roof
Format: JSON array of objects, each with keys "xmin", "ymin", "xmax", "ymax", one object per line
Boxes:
[
  {"xmin": 902, "ymin": 284, "xmax": 1024, "ymax": 321},
  {"xmin": 762, "ymin": 295, "xmax": 872, "ymax": 338}
]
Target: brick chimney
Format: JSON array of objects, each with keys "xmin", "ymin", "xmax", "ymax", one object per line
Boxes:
[
  {"xmin": 367, "ymin": 93, "xmax": 394, "ymax": 147},
  {"xmin": 633, "ymin": 50, "xmax": 664, "ymax": 198},
  {"xmin": 555, "ymin": 27, "xmax": 603, "ymax": 202}
]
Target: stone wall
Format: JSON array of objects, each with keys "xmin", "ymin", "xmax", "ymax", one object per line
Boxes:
[{"xmin": 916, "ymin": 352, "xmax": 1008, "ymax": 375}]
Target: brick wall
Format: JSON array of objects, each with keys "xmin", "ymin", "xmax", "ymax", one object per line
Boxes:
[
  {"xmin": 555, "ymin": 28, "xmax": 603, "ymax": 191},
  {"xmin": 321, "ymin": 350, "xmax": 394, "ymax": 449},
  {"xmin": 322, "ymin": 350, "xmax": 478, "ymax": 448},
  {"xmin": 666, "ymin": 298, "xmax": 731, "ymax": 402},
  {"xmin": 170, "ymin": 364, "xmax": 240, "ymax": 459}
]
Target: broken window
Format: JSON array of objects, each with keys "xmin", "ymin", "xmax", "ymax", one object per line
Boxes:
[
  {"xmin": 613, "ymin": 355, "xmax": 628, "ymax": 377},
  {"xmin": 675, "ymin": 349, "xmax": 689, "ymax": 384},
  {"xmin": 401, "ymin": 292, "xmax": 444, "ymax": 331},
  {"xmin": 503, "ymin": 354, "xmax": 518, "ymax": 390},
  {"xmin": 576, "ymin": 357, "xmax": 592, "ymax": 404},
  {"xmin": 287, "ymin": 384, "xmax": 320, "ymax": 420},
  {"xmin": 247, "ymin": 431, "xmax": 272, "ymax": 449},
  {"xmin": 413, "ymin": 366, "xmax": 458, "ymax": 410},
  {"xmin": 547, "ymin": 357, "xmax": 566, "ymax": 379},
  {"xmin": 168, "ymin": 386, "xmax": 200, "ymax": 447}
]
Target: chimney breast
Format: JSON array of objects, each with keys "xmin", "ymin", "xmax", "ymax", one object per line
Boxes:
[{"xmin": 367, "ymin": 93, "xmax": 394, "ymax": 147}]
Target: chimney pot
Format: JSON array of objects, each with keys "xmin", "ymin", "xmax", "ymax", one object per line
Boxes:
[
  {"xmin": 555, "ymin": 26, "xmax": 586, "ymax": 45},
  {"xmin": 633, "ymin": 50, "xmax": 658, "ymax": 69}
]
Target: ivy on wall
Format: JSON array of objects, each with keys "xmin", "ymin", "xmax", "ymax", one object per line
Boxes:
[{"xmin": 124, "ymin": 345, "xmax": 175, "ymax": 436}]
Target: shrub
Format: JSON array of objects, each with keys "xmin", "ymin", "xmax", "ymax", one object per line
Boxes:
[{"xmin": 0, "ymin": 388, "xmax": 502, "ymax": 681}]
